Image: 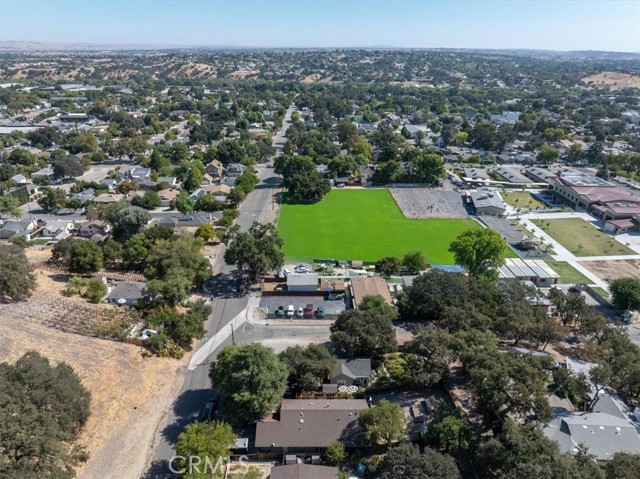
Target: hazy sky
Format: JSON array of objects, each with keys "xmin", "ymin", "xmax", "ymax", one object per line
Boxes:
[{"xmin": 1, "ymin": 0, "xmax": 639, "ymax": 52}]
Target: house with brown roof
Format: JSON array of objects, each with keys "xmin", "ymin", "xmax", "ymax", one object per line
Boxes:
[
  {"xmin": 205, "ymin": 160, "xmax": 224, "ymax": 177},
  {"xmin": 270, "ymin": 464, "xmax": 339, "ymax": 479},
  {"xmin": 350, "ymin": 277, "xmax": 393, "ymax": 309},
  {"xmin": 255, "ymin": 399, "xmax": 368, "ymax": 453},
  {"xmin": 157, "ymin": 188, "xmax": 180, "ymax": 207}
]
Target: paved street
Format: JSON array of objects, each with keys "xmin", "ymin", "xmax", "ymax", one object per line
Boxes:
[{"xmin": 145, "ymin": 105, "xmax": 295, "ymax": 476}]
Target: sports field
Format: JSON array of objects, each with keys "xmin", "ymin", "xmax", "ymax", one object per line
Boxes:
[{"xmin": 277, "ymin": 189, "xmax": 480, "ymax": 264}]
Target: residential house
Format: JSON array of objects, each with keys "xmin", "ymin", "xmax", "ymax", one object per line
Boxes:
[
  {"xmin": 157, "ymin": 188, "xmax": 180, "ymax": 207},
  {"xmin": 72, "ymin": 188, "xmax": 96, "ymax": 204},
  {"xmin": 330, "ymin": 359, "xmax": 372, "ymax": 387},
  {"xmin": 31, "ymin": 167, "xmax": 54, "ymax": 180},
  {"xmin": 10, "ymin": 174, "xmax": 27, "ymax": 186},
  {"xmin": 205, "ymin": 160, "xmax": 224, "ymax": 177},
  {"xmin": 100, "ymin": 178, "xmax": 118, "ymax": 191},
  {"xmin": 156, "ymin": 213, "xmax": 221, "ymax": 230},
  {"xmin": 270, "ymin": 465, "xmax": 339, "ymax": 479},
  {"xmin": 0, "ymin": 219, "xmax": 37, "ymax": 240},
  {"xmin": 201, "ymin": 173, "xmax": 216, "ymax": 186},
  {"xmin": 43, "ymin": 220, "xmax": 74, "ymax": 238},
  {"xmin": 94, "ymin": 193, "xmax": 125, "ymax": 204},
  {"xmin": 129, "ymin": 167, "xmax": 151, "ymax": 179},
  {"xmin": 543, "ymin": 394, "xmax": 640, "ymax": 460},
  {"xmin": 78, "ymin": 220, "xmax": 112, "ymax": 240},
  {"xmin": 255, "ymin": 399, "xmax": 369, "ymax": 453},
  {"xmin": 350, "ymin": 277, "xmax": 393, "ymax": 308},
  {"xmin": 157, "ymin": 176, "xmax": 178, "ymax": 188},
  {"xmin": 226, "ymin": 163, "xmax": 245, "ymax": 177},
  {"xmin": 107, "ymin": 281, "xmax": 147, "ymax": 306}
]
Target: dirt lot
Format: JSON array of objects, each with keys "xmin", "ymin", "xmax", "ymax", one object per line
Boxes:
[
  {"xmin": 580, "ymin": 259, "xmax": 640, "ymax": 283},
  {"xmin": 581, "ymin": 71, "xmax": 640, "ymax": 90},
  {"xmin": 0, "ymin": 259, "xmax": 186, "ymax": 479}
]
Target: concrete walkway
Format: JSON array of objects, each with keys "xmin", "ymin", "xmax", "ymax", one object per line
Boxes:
[
  {"xmin": 187, "ymin": 297, "xmax": 260, "ymax": 371},
  {"xmin": 513, "ymin": 212, "xmax": 640, "ymax": 290}
]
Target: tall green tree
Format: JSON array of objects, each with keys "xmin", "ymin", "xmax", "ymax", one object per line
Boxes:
[
  {"xmin": 279, "ymin": 344, "xmax": 336, "ymax": 394},
  {"xmin": 359, "ymin": 399, "xmax": 405, "ymax": 445},
  {"xmin": 224, "ymin": 223, "xmax": 284, "ymax": 281},
  {"xmin": 174, "ymin": 421, "xmax": 236, "ymax": 479},
  {"xmin": 610, "ymin": 277, "xmax": 640, "ymax": 311},
  {"xmin": 210, "ymin": 344, "xmax": 287, "ymax": 426},
  {"xmin": 68, "ymin": 240, "xmax": 104, "ymax": 275},
  {"xmin": 376, "ymin": 443, "xmax": 458, "ymax": 479},
  {"xmin": 0, "ymin": 196, "xmax": 22, "ymax": 219},
  {"xmin": 330, "ymin": 309, "xmax": 397, "ymax": 357},
  {"xmin": 0, "ymin": 244, "xmax": 36, "ymax": 301},
  {"xmin": 402, "ymin": 251, "xmax": 427, "ymax": 273},
  {"xmin": 376, "ymin": 256, "xmax": 401, "ymax": 278},
  {"xmin": 449, "ymin": 228, "xmax": 507, "ymax": 280}
]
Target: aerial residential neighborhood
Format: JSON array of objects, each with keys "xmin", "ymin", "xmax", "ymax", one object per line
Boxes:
[{"xmin": 1, "ymin": 2, "xmax": 640, "ymax": 479}]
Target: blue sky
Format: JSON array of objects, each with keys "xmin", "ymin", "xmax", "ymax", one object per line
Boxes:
[{"xmin": 1, "ymin": 0, "xmax": 639, "ymax": 51}]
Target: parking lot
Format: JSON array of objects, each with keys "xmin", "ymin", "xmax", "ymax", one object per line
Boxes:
[{"xmin": 260, "ymin": 295, "xmax": 347, "ymax": 318}]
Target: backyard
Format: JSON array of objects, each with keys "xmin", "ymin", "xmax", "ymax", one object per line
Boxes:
[
  {"xmin": 501, "ymin": 190, "xmax": 548, "ymax": 210},
  {"xmin": 531, "ymin": 218, "xmax": 636, "ymax": 257},
  {"xmin": 277, "ymin": 189, "xmax": 480, "ymax": 263}
]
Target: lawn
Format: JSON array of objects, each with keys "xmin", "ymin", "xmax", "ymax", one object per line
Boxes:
[
  {"xmin": 545, "ymin": 260, "xmax": 593, "ymax": 284},
  {"xmin": 531, "ymin": 218, "xmax": 636, "ymax": 257},
  {"xmin": 501, "ymin": 190, "xmax": 547, "ymax": 210},
  {"xmin": 277, "ymin": 189, "xmax": 480, "ymax": 264}
]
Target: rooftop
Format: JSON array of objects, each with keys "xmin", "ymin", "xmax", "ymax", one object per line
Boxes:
[{"xmin": 350, "ymin": 277, "xmax": 393, "ymax": 308}]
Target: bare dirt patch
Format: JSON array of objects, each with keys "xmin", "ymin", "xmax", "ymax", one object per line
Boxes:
[
  {"xmin": 0, "ymin": 266, "xmax": 185, "ymax": 479},
  {"xmin": 580, "ymin": 259, "xmax": 640, "ymax": 283},
  {"xmin": 581, "ymin": 71, "xmax": 640, "ymax": 90}
]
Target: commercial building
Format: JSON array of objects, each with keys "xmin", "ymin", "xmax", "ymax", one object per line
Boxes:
[{"xmin": 350, "ymin": 277, "xmax": 393, "ymax": 308}]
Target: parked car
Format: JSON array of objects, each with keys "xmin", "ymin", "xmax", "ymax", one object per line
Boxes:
[
  {"xmin": 327, "ymin": 293, "xmax": 344, "ymax": 301},
  {"xmin": 275, "ymin": 306, "xmax": 285, "ymax": 318},
  {"xmin": 304, "ymin": 304, "xmax": 314, "ymax": 318},
  {"xmin": 286, "ymin": 305, "xmax": 294, "ymax": 318},
  {"xmin": 315, "ymin": 307, "xmax": 325, "ymax": 318},
  {"xmin": 295, "ymin": 306, "xmax": 304, "ymax": 318}
]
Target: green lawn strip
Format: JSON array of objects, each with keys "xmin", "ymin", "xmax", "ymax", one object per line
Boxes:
[
  {"xmin": 501, "ymin": 190, "xmax": 547, "ymax": 210},
  {"xmin": 277, "ymin": 189, "xmax": 480, "ymax": 264},
  {"xmin": 531, "ymin": 218, "xmax": 635, "ymax": 257},
  {"xmin": 545, "ymin": 260, "xmax": 593, "ymax": 284}
]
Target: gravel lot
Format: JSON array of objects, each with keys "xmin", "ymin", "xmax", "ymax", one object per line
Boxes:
[{"xmin": 389, "ymin": 187, "xmax": 468, "ymax": 218}]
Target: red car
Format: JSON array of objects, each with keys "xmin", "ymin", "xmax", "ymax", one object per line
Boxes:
[{"xmin": 304, "ymin": 304, "xmax": 314, "ymax": 318}]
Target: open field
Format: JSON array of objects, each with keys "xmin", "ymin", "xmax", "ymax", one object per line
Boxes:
[
  {"xmin": 531, "ymin": 218, "xmax": 636, "ymax": 256},
  {"xmin": 501, "ymin": 190, "xmax": 547, "ymax": 210},
  {"xmin": 546, "ymin": 260, "xmax": 593, "ymax": 284},
  {"xmin": 277, "ymin": 189, "xmax": 479, "ymax": 263},
  {"xmin": 581, "ymin": 259, "xmax": 640, "ymax": 283},
  {"xmin": 0, "ymin": 268, "xmax": 184, "ymax": 479},
  {"xmin": 581, "ymin": 71, "xmax": 640, "ymax": 90}
]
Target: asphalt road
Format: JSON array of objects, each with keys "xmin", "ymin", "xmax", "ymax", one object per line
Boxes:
[{"xmin": 144, "ymin": 105, "xmax": 295, "ymax": 477}]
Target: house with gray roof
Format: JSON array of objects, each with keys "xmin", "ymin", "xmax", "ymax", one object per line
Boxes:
[
  {"xmin": 330, "ymin": 359, "xmax": 372, "ymax": 387},
  {"xmin": 107, "ymin": 281, "xmax": 147, "ymax": 306},
  {"xmin": 543, "ymin": 394, "xmax": 640, "ymax": 460},
  {"xmin": 270, "ymin": 464, "xmax": 339, "ymax": 479},
  {"xmin": 469, "ymin": 188, "xmax": 507, "ymax": 216},
  {"xmin": 0, "ymin": 219, "xmax": 37, "ymax": 240}
]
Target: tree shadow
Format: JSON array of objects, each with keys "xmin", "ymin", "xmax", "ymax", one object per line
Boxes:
[
  {"xmin": 139, "ymin": 459, "xmax": 178, "ymax": 479},
  {"xmin": 160, "ymin": 388, "xmax": 214, "ymax": 446},
  {"xmin": 205, "ymin": 270, "xmax": 240, "ymax": 299}
]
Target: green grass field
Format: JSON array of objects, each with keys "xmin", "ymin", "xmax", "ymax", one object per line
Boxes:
[
  {"xmin": 277, "ymin": 189, "xmax": 482, "ymax": 264},
  {"xmin": 501, "ymin": 190, "xmax": 547, "ymax": 210},
  {"xmin": 531, "ymin": 218, "xmax": 635, "ymax": 257},
  {"xmin": 545, "ymin": 260, "xmax": 592, "ymax": 284}
]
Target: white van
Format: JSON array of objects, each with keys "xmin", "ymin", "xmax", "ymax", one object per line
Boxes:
[{"xmin": 286, "ymin": 305, "xmax": 295, "ymax": 318}]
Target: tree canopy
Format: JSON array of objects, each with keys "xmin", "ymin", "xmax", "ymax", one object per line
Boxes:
[
  {"xmin": 210, "ymin": 343, "xmax": 287, "ymax": 426},
  {"xmin": 224, "ymin": 222, "xmax": 284, "ymax": 281},
  {"xmin": 330, "ymin": 308, "xmax": 397, "ymax": 357},
  {"xmin": 449, "ymin": 228, "xmax": 507, "ymax": 280},
  {"xmin": 279, "ymin": 343, "xmax": 336, "ymax": 395},
  {"xmin": 0, "ymin": 244, "xmax": 36, "ymax": 301}
]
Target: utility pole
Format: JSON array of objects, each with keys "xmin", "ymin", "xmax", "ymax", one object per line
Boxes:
[{"xmin": 231, "ymin": 325, "xmax": 235, "ymax": 346}]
